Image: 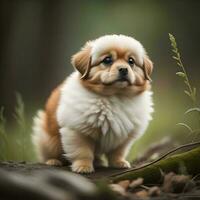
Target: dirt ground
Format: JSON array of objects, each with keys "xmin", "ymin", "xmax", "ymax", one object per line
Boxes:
[
  {"xmin": 1, "ymin": 161, "xmax": 200, "ymax": 200},
  {"xmin": 0, "ymin": 161, "xmax": 125, "ymax": 180}
]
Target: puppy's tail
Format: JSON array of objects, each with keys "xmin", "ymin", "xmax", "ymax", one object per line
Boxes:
[
  {"xmin": 32, "ymin": 110, "xmax": 47, "ymax": 161},
  {"xmin": 32, "ymin": 110, "xmax": 62, "ymax": 163}
]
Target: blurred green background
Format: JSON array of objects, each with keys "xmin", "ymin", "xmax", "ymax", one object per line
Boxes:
[{"xmin": 0, "ymin": 0, "xmax": 200, "ymax": 162}]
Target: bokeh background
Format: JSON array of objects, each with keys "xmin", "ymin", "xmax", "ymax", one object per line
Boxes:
[{"xmin": 0, "ymin": 0, "xmax": 200, "ymax": 161}]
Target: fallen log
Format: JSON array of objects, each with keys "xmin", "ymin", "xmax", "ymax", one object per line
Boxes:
[{"xmin": 111, "ymin": 146, "xmax": 200, "ymax": 184}]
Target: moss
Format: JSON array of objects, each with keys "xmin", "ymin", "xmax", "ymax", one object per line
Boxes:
[{"xmin": 112, "ymin": 146, "xmax": 200, "ymax": 183}]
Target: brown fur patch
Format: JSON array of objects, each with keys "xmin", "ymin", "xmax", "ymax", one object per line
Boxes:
[
  {"xmin": 80, "ymin": 78, "xmax": 150, "ymax": 97},
  {"xmin": 71, "ymin": 45, "xmax": 92, "ymax": 79},
  {"xmin": 42, "ymin": 85, "xmax": 63, "ymax": 161},
  {"xmin": 142, "ymin": 55, "xmax": 153, "ymax": 81},
  {"xmin": 44, "ymin": 85, "xmax": 61, "ymax": 136},
  {"xmin": 76, "ymin": 46, "xmax": 152, "ymax": 96}
]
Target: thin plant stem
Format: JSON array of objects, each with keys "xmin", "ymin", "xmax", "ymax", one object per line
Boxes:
[
  {"xmin": 169, "ymin": 33, "xmax": 200, "ymax": 135},
  {"xmin": 169, "ymin": 33, "xmax": 196, "ymax": 104}
]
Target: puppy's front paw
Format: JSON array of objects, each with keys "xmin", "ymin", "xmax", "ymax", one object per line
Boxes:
[
  {"xmin": 46, "ymin": 159, "xmax": 62, "ymax": 166},
  {"xmin": 110, "ymin": 159, "xmax": 131, "ymax": 169},
  {"xmin": 71, "ymin": 159, "xmax": 94, "ymax": 173}
]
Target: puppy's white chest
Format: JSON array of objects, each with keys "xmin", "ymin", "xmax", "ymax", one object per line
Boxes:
[
  {"xmin": 82, "ymin": 97, "xmax": 135, "ymax": 137},
  {"xmin": 57, "ymin": 72, "xmax": 153, "ymax": 152},
  {"xmin": 84, "ymin": 97, "xmax": 140, "ymax": 152},
  {"xmin": 85, "ymin": 98, "xmax": 114, "ymax": 135}
]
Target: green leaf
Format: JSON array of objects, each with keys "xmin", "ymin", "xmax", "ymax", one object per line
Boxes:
[
  {"xmin": 172, "ymin": 49, "xmax": 177, "ymax": 54},
  {"xmin": 168, "ymin": 33, "xmax": 174, "ymax": 40},
  {"xmin": 185, "ymin": 107, "xmax": 200, "ymax": 114},
  {"xmin": 184, "ymin": 80, "xmax": 189, "ymax": 86},
  {"xmin": 177, "ymin": 123, "xmax": 193, "ymax": 132},
  {"xmin": 184, "ymin": 90, "xmax": 191, "ymax": 97},
  {"xmin": 173, "ymin": 56, "xmax": 179, "ymax": 61},
  {"xmin": 177, "ymin": 62, "xmax": 182, "ymax": 67},
  {"xmin": 176, "ymin": 72, "xmax": 185, "ymax": 77},
  {"xmin": 168, "ymin": 33, "xmax": 173, "ymax": 37}
]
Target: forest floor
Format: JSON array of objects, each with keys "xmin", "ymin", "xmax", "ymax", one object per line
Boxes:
[
  {"xmin": 0, "ymin": 161, "xmax": 200, "ymax": 200},
  {"xmin": 0, "ymin": 161, "xmax": 125, "ymax": 180},
  {"xmin": 1, "ymin": 139, "xmax": 200, "ymax": 199}
]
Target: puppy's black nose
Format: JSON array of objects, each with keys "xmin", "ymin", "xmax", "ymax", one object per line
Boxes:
[{"xmin": 119, "ymin": 68, "xmax": 128, "ymax": 77}]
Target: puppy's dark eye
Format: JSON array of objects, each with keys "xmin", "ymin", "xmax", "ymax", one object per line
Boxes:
[
  {"xmin": 102, "ymin": 56, "xmax": 113, "ymax": 65},
  {"xmin": 128, "ymin": 57, "xmax": 135, "ymax": 66}
]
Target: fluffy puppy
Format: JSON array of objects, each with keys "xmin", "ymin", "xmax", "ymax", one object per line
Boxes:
[{"xmin": 32, "ymin": 34, "xmax": 154, "ymax": 173}]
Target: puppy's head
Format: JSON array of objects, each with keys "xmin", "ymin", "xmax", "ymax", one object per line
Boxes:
[{"xmin": 71, "ymin": 35, "xmax": 153, "ymax": 96}]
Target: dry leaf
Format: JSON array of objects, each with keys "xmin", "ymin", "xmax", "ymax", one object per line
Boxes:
[
  {"xmin": 109, "ymin": 184, "xmax": 126, "ymax": 196},
  {"xmin": 129, "ymin": 178, "xmax": 144, "ymax": 189},
  {"xmin": 118, "ymin": 180, "xmax": 130, "ymax": 190},
  {"xmin": 135, "ymin": 190, "xmax": 148, "ymax": 198},
  {"xmin": 171, "ymin": 175, "xmax": 192, "ymax": 193},
  {"xmin": 163, "ymin": 172, "xmax": 192, "ymax": 193},
  {"xmin": 162, "ymin": 172, "xmax": 176, "ymax": 192},
  {"xmin": 148, "ymin": 186, "xmax": 161, "ymax": 197}
]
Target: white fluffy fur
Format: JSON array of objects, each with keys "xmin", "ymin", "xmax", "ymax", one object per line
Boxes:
[
  {"xmin": 90, "ymin": 35, "xmax": 146, "ymax": 66},
  {"xmin": 57, "ymin": 72, "xmax": 153, "ymax": 159},
  {"xmin": 32, "ymin": 110, "xmax": 47, "ymax": 161}
]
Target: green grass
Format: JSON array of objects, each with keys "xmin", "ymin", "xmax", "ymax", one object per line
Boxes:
[
  {"xmin": 14, "ymin": 93, "xmax": 26, "ymax": 160},
  {"xmin": 0, "ymin": 94, "xmax": 35, "ymax": 161}
]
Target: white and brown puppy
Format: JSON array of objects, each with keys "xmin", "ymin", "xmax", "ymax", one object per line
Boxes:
[{"xmin": 32, "ymin": 34, "xmax": 154, "ymax": 173}]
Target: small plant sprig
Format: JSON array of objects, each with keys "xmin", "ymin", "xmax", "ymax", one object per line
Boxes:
[
  {"xmin": 169, "ymin": 33, "xmax": 200, "ymax": 135},
  {"xmin": 0, "ymin": 93, "xmax": 33, "ymax": 161},
  {"xmin": 13, "ymin": 93, "xmax": 26, "ymax": 161},
  {"xmin": 169, "ymin": 33, "xmax": 196, "ymax": 103}
]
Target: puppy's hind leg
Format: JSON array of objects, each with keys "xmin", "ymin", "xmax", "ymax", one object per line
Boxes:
[{"xmin": 32, "ymin": 111, "xmax": 63, "ymax": 166}]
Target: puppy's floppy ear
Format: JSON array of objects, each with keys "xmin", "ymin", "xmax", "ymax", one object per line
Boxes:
[
  {"xmin": 71, "ymin": 44, "xmax": 92, "ymax": 79},
  {"xmin": 142, "ymin": 55, "xmax": 153, "ymax": 81}
]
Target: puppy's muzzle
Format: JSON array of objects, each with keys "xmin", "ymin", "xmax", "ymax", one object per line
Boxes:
[{"xmin": 118, "ymin": 67, "xmax": 128, "ymax": 81}]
